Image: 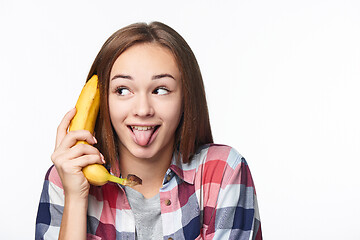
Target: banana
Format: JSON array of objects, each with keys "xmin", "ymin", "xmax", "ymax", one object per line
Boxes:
[
  {"xmin": 69, "ymin": 75, "xmax": 142, "ymax": 187},
  {"xmin": 69, "ymin": 75, "xmax": 100, "ymax": 142}
]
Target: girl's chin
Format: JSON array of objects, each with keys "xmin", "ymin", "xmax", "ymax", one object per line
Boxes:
[
  {"xmin": 118, "ymin": 136, "xmax": 174, "ymax": 161},
  {"xmin": 121, "ymin": 143, "xmax": 158, "ymax": 160},
  {"xmin": 131, "ymin": 150, "xmax": 155, "ymax": 159}
]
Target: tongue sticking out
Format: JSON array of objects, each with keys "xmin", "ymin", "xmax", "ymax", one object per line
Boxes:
[{"xmin": 132, "ymin": 128, "xmax": 156, "ymax": 146}]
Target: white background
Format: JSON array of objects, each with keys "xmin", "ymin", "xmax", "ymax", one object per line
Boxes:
[{"xmin": 1, "ymin": 0, "xmax": 359, "ymax": 239}]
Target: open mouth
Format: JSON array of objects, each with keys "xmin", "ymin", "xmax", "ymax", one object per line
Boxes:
[{"xmin": 128, "ymin": 125, "xmax": 160, "ymax": 146}]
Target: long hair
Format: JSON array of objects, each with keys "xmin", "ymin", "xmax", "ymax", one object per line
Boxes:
[{"xmin": 86, "ymin": 22, "xmax": 213, "ymax": 174}]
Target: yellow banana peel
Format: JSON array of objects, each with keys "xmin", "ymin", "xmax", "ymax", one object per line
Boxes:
[
  {"xmin": 69, "ymin": 75, "xmax": 100, "ymax": 141},
  {"xmin": 69, "ymin": 75, "xmax": 142, "ymax": 187}
]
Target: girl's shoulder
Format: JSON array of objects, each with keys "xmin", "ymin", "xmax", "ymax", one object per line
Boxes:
[
  {"xmin": 171, "ymin": 143, "xmax": 247, "ymax": 185},
  {"xmin": 192, "ymin": 143, "xmax": 247, "ymax": 168},
  {"xmin": 191, "ymin": 144, "xmax": 255, "ymax": 187}
]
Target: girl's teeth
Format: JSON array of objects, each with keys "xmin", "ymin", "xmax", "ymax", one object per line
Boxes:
[{"xmin": 132, "ymin": 126, "xmax": 154, "ymax": 131}]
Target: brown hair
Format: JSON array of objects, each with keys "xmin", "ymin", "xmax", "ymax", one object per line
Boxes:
[{"xmin": 86, "ymin": 21, "xmax": 213, "ymax": 173}]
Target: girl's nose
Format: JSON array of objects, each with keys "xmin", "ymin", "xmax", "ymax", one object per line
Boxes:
[{"xmin": 133, "ymin": 94, "xmax": 155, "ymax": 117}]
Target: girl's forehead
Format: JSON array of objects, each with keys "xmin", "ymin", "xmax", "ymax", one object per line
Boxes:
[
  {"xmin": 110, "ymin": 43, "xmax": 180, "ymax": 78},
  {"xmin": 117, "ymin": 43, "xmax": 175, "ymax": 62}
]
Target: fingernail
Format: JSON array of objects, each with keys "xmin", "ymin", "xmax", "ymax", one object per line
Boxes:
[
  {"xmin": 93, "ymin": 136, "xmax": 97, "ymax": 144},
  {"xmin": 100, "ymin": 153, "xmax": 106, "ymax": 163}
]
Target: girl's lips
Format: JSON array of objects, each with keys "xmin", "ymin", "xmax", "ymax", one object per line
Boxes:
[{"xmin": 127, "ymin": 125, "xmax": 160, "ymax": 146}]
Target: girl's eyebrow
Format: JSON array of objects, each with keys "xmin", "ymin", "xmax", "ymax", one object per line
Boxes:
[
  {"xmin": 111, "ymin": 74, "xmax": 133, "ymax": 81},
  {"xmin": 111, "ymin": 73, "xmax": 176, "ymax": 81},
  {"xmin": 152, "ymin": 74, "xmax": 176, "ymax": 81}
]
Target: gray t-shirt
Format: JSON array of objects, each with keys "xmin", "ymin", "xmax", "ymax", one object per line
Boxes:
[{"xmin": 124, "ymin": 186, "xmax": 163, "ymax": 240}]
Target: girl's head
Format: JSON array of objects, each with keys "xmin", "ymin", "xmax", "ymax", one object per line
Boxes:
[{"xmin": 87, "ymin": 21, "xmax": 213, "ymax": 170}]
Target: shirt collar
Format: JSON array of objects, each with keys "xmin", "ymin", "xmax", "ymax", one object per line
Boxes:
[
  {"xmin": 107, "ymin": 153, "xmax": 197, "ymax": 185},
  {"xmin": 168, "ymin": 154, "xmax": 196, "ymax": 185}
]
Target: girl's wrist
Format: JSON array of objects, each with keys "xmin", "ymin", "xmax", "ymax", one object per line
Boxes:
[
  {"xmin": 64, "ymin": 192, "xmax": 89, "ymax": 207},
  {"xmin": 60, "ymin": 192, "xmax": 88, "ymax": 240},
  {"xmin": 63, "ymin": 195, "xmax": 89, "ymax": 219}
]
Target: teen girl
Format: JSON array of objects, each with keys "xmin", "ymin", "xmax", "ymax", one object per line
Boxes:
[{"xmin": 36, "ymin": 21, "xmax": 262, "ymax": 240}]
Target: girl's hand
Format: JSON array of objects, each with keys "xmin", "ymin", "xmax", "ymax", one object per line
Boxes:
[{"xmin": 51, "ymin": 108, "xmax": 105, "ymax": 200}]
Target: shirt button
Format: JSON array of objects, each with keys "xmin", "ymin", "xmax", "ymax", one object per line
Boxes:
[{"xmin": 165, "ymin": 199, "xmax": 171, "ymax": 206}]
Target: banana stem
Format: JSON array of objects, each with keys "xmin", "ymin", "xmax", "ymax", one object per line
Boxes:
[
  {"xmin": 107, "ymin": 175, "xmax": 126, "ymax": 185},
  {"xmin": 107, "ymin": 174, "xmax": 142, "ymax": 187}
]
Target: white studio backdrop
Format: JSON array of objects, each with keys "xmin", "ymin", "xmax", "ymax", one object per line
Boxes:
[{"xmin": 1, "ymin": 0, "xmax": 359, "ymax": 239}]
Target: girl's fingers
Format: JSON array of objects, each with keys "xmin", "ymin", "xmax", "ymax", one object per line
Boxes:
[
  {"xmin": 57, "ymin": 153, "xmax": 104, "ymax": 175},
  {"xmin": 68, "ymin": 143, "xmax": 101, "ymax": 160},
  {"xmin": 56, "ymin": 130, "xmax": 97, "ymax": 151},
  {"xmin": 74, "ymin": 154, "xmax": 105, "ymax": 168},
  {"xmin": 53, "ymin": 142, "xmax": 101, "ymax": 164},
  {"xmin": 55, "ymin": 108, "xmax": 77, "ymax": 149}
]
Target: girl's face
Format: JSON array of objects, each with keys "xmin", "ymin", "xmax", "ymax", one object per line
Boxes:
[{"xmin": 108, "ymin": 43, "xmax": 182, "ymax": 160}]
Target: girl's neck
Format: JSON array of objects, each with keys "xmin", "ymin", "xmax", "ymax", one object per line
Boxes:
[{"xmin": 118, "ymin": 145, "xmax": 173, "ymax": 199}]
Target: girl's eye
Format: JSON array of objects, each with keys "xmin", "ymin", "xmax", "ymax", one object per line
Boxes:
[
  {"xmin": 116, "ymin": 87, "xmax": 131, "ymax": 96},
  {"xmin": 153, "ymin": 87, "xmax": 170, "ymax": 95}
]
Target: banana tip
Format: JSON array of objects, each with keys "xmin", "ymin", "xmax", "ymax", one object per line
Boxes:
[{"xmin": 126, "ymin": 174, "xmax": 142, "ymax": 186}]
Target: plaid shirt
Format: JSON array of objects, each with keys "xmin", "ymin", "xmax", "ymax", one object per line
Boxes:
[{"xmin": 36, "ymin": 144, "xmax": 262, "ymax": 239}]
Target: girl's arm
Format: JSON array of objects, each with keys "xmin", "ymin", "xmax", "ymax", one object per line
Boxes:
[
  {"xmin": 36, "ymin": 108, "xmax": 104, "ymax": 239},
  {"xmin": 36, "ymin": 165, "xmax": 90, "ymax": 240},
  {"xmin": 59, "ymin": 195, "xmax": 88, "ymax": 239}
]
